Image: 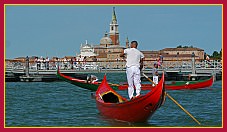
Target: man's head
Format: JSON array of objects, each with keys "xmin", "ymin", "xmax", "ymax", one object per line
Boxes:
[
  {"xmin": 130, "ymin": 41, "xmax": 138, "ymax": 48},
  {"xmin": 154, "ymin": 63, "xmax": 158, "ymax": 68}
]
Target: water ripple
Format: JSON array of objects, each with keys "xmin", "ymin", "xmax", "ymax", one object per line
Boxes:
[{"xmin": 5, "ymin": 73, "xmax": 222, "ymax": 127}]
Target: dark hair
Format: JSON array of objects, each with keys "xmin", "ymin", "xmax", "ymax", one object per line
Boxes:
[{"xmin": 131, "ymin": 41, "xmax": 138, "ymax": 47}]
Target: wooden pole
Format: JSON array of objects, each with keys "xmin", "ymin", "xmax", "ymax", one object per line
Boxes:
[
  {"xmin": 142, "ymin": 73, "xmax": 201, "ymax": 125},
  {"xmin": 165, "ymin": 93, "xmax": 201, "ymax": 125}
]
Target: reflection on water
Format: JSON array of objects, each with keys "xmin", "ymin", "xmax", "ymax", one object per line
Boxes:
[{"xmin": 97, "ymin": 113, "xmax": 155, "ymax": 127}]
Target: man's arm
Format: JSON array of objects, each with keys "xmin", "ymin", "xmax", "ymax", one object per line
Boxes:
[
  {"xmin": 120, "ymin": 50, "xmax": 125, "ymax": 57},
  {"xmin": 140, "ymin": 52, "xmax": 145, "ymax": 70},
  {"xmin": 140, "ymin": 58, "xmax": 144, "ymax": 70}
]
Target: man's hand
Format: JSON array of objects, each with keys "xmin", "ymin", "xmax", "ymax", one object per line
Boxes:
[
  {"xmin": 140, "ymin": 58, "xmax": 144, "ymax": 70},
  {"xmin": 120, "ymin": 53, "xmax": 125, "ymax": 58},
  {"xmin": 140, "ymin": 64, "xmax": 143, "ymax": 71}
]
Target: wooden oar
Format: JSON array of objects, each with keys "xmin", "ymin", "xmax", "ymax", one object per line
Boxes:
[
  {"xmin": 142, "ymin": 73, "xmax": 201, "ymax": 125},
  {"xmin": 96, "ymin": 81, "xmax": 120, "ymax": 86},
  {"xmin": 108, "ymin": 83, "xmax": 120, "ymax": 87}
]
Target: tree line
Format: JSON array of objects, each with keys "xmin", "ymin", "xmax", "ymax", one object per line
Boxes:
[{"xmin": 206, "ymin": 49, "xmax": 222, "ymax": 60}]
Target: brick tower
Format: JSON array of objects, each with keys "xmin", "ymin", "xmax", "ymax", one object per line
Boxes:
[{"xmin": 109, "ymin": 7, "xmax": 119, "ymax": 45}]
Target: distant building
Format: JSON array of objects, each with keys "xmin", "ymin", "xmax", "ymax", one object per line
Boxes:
[
  {"xmin": 141, "ymin": 47, "xmax": 204, "ymax": 62},
  {"xmin": 160, "ymin": 47, "xmax": 204, "ymax": 60},
  {"xmin": 79, "ymin": 40, "xmax": 97, "ymax": 58},
  {"xmin": 142, "ymin": 51, "xmax": 160, "ymax": 61},
  {"xmin": 93, "ymin": 7, "xmax": 125, "ymax": 66},
  {"xmin": 109, "ymin": 7, "xmax": 119, "ymax": 46},
  {"xmin": 75, "ymin": 7, "xmax": 206, "ymax": 69}
]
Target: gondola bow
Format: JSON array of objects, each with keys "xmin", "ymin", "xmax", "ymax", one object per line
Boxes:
[{"xmin": 95, "ymin": 73, "xmax": 165, "ymax": 123}]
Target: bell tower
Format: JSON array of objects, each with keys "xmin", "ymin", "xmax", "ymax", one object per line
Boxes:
[{"xmin": 109, "ymin": 7, "xmax": 119, "ymax": 45}]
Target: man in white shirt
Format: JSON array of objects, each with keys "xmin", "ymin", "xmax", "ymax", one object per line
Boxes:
[{"xmin": 120, "ymin": 41, "xmax": 144, "ymax": 100}]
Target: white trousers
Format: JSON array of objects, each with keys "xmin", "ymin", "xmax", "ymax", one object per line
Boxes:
[{"xmin": 126, "ymin": 66, "xmax": 141, "ymax": 99}]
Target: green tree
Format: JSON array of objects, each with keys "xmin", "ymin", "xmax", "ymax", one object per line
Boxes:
[
  {"xmin": 220, "ymin": 49, "xmax": 222, "ymax": 57},
  {"xmin": 177, "ymin": 45, "xmax": 182, "ymax": 48},
  {"xmin": 212, "ymin": 51, "xmax": 221, "ymax": 59},
  {"xmin": 177, "ymin": 45, "xmax": 194, "ymax": 48}
]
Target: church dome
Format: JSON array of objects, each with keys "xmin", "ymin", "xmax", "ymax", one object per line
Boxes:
[{"xmin": 100, "ymin": 32, "xmax": 112, "ymax": 45}]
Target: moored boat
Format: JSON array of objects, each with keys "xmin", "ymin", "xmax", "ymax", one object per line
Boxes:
[
  {"xmin": 95, "ymin": 72, "xmax": 165, "ymax": 123},
  {"xmin": 57, "ymin": 69, "xmax": 155, "ymax": 91},
  {"xmin": 57, "ymin": 69, "xmax": 213, "ymax": 91},
  {"xmin": 165, "ymin": 76, "xmax": 214, "ymax": 90},
  {"xmin": 57, "ymin": 69, "xmax": 99, "ymax": 91},
  {"xmin": 119, "ymin": 76, "xmax": 214, "ymax": 90},
  {"xmin": 56, "ymin": 69, "xmax": 120, "ymax": 91}
]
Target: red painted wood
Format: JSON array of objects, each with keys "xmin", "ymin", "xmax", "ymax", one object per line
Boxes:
[{"xmin": 95, "ymin": 73, "xmax": 165, "ymax": 122}]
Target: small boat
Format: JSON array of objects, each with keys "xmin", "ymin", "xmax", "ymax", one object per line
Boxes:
[
  {"xmin": 56, "ymin": 69, "xmax": 120, "ymax": 91},
  {"xmin": 57, "ymin": 69, "xmax": 213, "ymax": 91},
  {"xmin": 95, "ymin": 72, "xmax": 165, "ymax": 123},
  {"xmin": 165, "ymin": 76, "xmax": 214, "ymax": 90},
  {"xmin": 57, "ymin": 69, "xmax": 156, "ymax": 91},
  {"xmin": 117, "ymin": 76, "xmax": 214, "ymax": 90}
]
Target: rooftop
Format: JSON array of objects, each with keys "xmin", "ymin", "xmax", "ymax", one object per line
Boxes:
[{"xmin": 161, "ymin": 47, "xmax": 204, "ymax": 51}]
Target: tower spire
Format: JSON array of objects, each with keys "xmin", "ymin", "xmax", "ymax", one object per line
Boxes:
[
  {"xmin": 109, "ymin": 7, "xmax": 119, "ymax": 45},
  {"xmin": 112, "ymin": 7, "xmax": 117, "ymax": 24},
  {"xmin": 126, "ymin": 37, "xmax": 129, "ymax": 48}
]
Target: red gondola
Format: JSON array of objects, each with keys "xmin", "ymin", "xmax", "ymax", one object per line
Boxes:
[{"xmin": 95, "ymin": 73, "xmax": 165, "ymax": 123}]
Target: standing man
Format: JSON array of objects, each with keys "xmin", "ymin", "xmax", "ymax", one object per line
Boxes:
[
  {"xmin": 120, "ymin": 41, "xmax": 144, "ymax": 100},
  {"xmin": 45, "ymin": 56, "xmax": 49, "ymax": 70}
]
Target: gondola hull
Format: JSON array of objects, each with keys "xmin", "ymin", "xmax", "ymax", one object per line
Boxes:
[
  {"xmin": 164, "ymin": 76, "xmax": 214, "ymax": 90},
  {"xmin": 57, "ymin": 69, "xmax": 119, "ymax": 91},
  {"xmin": 57, "ymin": 69, "xmax": 213, "ymax": 91},
  {"xmin": 95, "ymin": 73, "xmax": 165, "ymax": 122}
]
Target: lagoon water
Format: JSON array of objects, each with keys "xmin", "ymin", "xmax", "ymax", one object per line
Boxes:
[{"xmin": 5, "ymin": 73, "xmax": 222, "ymax": 127}]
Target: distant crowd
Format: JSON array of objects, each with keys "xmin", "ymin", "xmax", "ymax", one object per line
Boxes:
[{"xmin": 34, "ymin": 55, "xmax": 98, "ymax": 70}]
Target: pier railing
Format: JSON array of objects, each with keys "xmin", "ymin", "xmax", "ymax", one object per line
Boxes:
[
  {"xmin": 6, "ymin": 59, "xmax": 222, "ymax": 72},
  {"xmin": 163, "ymin": 59, "xmax": 222, "ymax": 70}
]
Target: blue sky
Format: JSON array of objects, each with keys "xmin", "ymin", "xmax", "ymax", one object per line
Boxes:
[{"xmin": 5, "ymin": 5, "xmax": 222, "ymax": 59}]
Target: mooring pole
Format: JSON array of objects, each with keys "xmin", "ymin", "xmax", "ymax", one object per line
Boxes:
[
  {"xmin": 25, "ymin": 56, "xmax": 29, "ymax": 77},
  {"xmin": 190, "ymin": 52, "xmax": 197, "ymax": 81},
  {"xmin": 191, "ymin": 52, "xmax": 196, "ymax": 74}
]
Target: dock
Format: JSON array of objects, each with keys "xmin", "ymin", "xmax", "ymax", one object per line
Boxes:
[
  {"xmin": 5, "ymin": 56, "xmax": 222, "ymax": 82},
  {"xmin": 5, "ymin": 67, "xmax": 222, "ymax": 82}
]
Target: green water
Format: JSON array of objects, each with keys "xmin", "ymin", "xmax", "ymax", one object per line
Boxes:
[{"xmin": 5, "ymin": 73, "xmax": 222, "ymax": 127}]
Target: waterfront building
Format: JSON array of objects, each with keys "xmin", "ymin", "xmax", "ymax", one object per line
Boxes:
[
  {"xmin": 73, "ymin": 7, "xmax": 205, "ymax": 69},
  {"xmin": 91, "ymin": 7, "xmax": 125, "ymax": 68},
  {"xmin": 160, "ymin": 47, "xmax": 204, "ymax": 60},
  {"xmin": 78, "ymin": 40, "xmax": 97, "ymax": 59}
]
